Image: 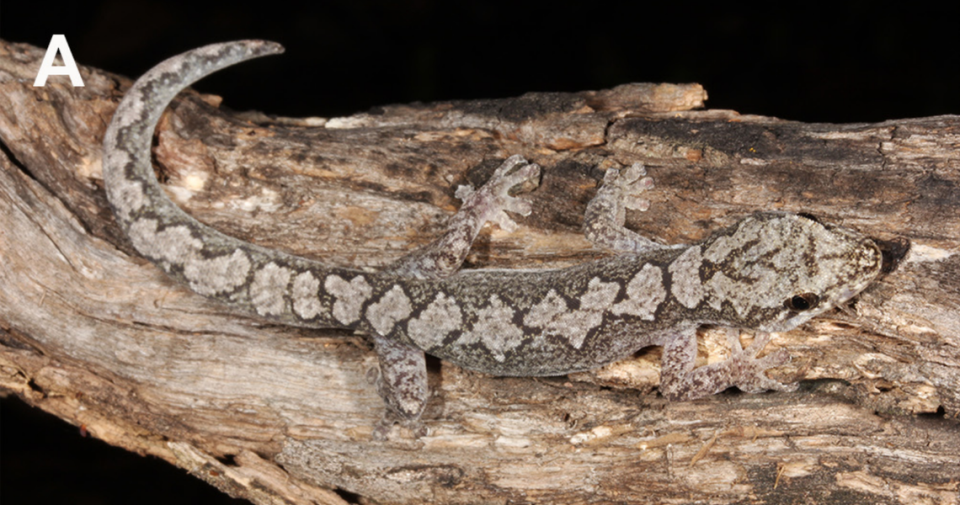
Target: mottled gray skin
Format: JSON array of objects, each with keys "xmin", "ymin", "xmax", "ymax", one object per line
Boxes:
[{"xmin": 103, "ymin": 40, "xmax": 883, "ymax": 437}]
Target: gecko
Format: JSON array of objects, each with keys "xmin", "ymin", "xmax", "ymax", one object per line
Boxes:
[{"xmin": 101, "ymin": 40, "xmax": 883, "ymax": 437}]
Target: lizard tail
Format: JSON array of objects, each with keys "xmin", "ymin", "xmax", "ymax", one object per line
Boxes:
[
  {"xmin": 100, "ymin": 41, "xmax": 386, "ymax": 328},
  {"xmin": 103, "ymin": 40, "xmax": 283, "ymax": 237}
]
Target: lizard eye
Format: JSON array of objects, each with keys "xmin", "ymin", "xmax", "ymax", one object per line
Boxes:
[{"xmin": 785, "ymin": 293, "xmax": 820, "ymax": 311}]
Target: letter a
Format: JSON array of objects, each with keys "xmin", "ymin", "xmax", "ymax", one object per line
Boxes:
[{"xmin": 34, "ymin": 35, "xmax": 84, "ymax": 87}]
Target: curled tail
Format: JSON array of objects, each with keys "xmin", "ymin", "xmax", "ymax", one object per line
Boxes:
[
  {"xmin": 101, "ymin": 41, "xmax": 387, "ymax": 328},
  {"xmin": 103, "ymin": 40, "xmax": 284, "ymax": 237}
]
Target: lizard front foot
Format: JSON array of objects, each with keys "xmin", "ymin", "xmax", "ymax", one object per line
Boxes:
[
  {"xmin": 388, "ymin": 155, "xmax": 540, "ymax": 279},
  {"xmin": 584, "ymin": 162, "xmax": 667, "ymax": 253},
  {"xmin": 727, "ymin": 331, "xmax": 798, "ymax": 394},
  {"xmin": 455, "ymin": 154, "xmax": 541, "ymax": 233},
  {"xmin": 603, "ymin": 162, "xmax": 655, "ymax": 212}
]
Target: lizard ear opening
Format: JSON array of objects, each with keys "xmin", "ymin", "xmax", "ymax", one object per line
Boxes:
[{"xmin": 784, "ymin": 293, "xmax": 820, "ymax": 311}]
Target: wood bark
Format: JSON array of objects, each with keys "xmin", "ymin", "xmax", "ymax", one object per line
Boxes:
[{"xmin": 1, "ymin": 39, "xmax": 959, "ymax": 505}]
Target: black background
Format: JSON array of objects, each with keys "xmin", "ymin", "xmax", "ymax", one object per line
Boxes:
[{"xmin": 2, "ymin": 2, "xmax": 959, "ymax": 504}]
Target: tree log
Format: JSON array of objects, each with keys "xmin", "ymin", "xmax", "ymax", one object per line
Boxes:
[{"xmin": 1, "ymin": 39, "xmax": 958, "ymax": 505}]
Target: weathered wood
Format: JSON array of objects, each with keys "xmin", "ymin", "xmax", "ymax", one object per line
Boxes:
[{"xmin": 1, "ymin": 38, "xmax": 958, "ymax": 505}]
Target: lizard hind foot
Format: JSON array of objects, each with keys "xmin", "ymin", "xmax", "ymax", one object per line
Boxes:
[
  {"xmin": 372, "ymin": 410, "xmax": 428, "ymax": 441},
  {"xmin": 367, "ymin": 336, "xmax": 430, "ymax": 440}
]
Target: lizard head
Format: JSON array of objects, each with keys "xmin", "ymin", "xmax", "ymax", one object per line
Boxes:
[{"xmin": 696, "ymin": 212, "xmax": 882, "ymax": 332}]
